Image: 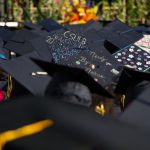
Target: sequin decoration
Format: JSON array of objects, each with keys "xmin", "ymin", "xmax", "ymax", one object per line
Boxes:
[
  {"xmin": 46, "ymin": 30, "xmax": 88, "ymax": 64},
  {"xmin": 113, "ymin": 45, "xmax": 150, "ymax": 71}
]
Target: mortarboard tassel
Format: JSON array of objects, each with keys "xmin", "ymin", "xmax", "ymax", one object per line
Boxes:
[
  {"xmin": 121, "ymin": 95, "xmax": 126, "ymax": 110},
  {"xmin": 0, "ymin": 119, "xmax": 53, "ymax": 150},
  {"xmin": 6, "ymin": 75, "xmax": 12, "ymax": 99},
  {"xmin": 95, "ymin": 103, "xmax": 105, "ymax": 116}
]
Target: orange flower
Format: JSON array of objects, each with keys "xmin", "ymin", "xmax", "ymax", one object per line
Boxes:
[
  {"xmin": 83, "ymin": 13, "xmax": 97, "ymax": 22},
  {"xmin": 69, "ymin": 14, "xmax": 79, "ymax": 22}
]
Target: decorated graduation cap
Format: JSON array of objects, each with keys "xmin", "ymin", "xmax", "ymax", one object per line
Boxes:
[
  {"xmin": 0, "ymin": 96, "xmax": 150, "ymax": 150},
  {"xmin": 0, "ymin": 52, "xmax": 52, "ymax": 96},
  {"xmin": 4, "ymin": 29, "xmax": 41, "ymax": 55},
  {"xmin": 33, "ymin": 59, "xmax": 114, "ymax": 98},
  {"xmin": 45, "ymin": 28, "xmax": 122, "ymax": 94},
  {"xmin": 98, "ymin": 20, "xmax": 143, "ymax": 50},
  {"xmin": 112, "ymin": 44, "xmax": 150, "ymax": 72},
  {"xmin": 55, "ymin": 39, "xmax": 122, "ymax": 94},
  {"xmin": 38, "ymin": 18, "xmax": 63, "ymax": 32}
]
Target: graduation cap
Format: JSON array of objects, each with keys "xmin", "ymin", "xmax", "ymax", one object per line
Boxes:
[
  {"xmin": 0, "ymin": 96, "xmax": 90, "ymax": 150},
  {"xmin": 29, "ymin": 37, "xmax": 53, "ymax": 62},
  {"xmin": 23, "ymin": 22, "xmax": 42, "ymax": 30},
  {"xmin": 134, "ymin": 25, "xmax": 150, "ymax": 34},
  {"xmin": 122, "ymin": 80, "xmax": 150, "ymax": 107},
  {"xmin": 59, "ymin": 40, "xmax": 122, "ymax": 94},
  {"xmin": 112, "ymin": 44, "xmax": 150, "ymax": 72},
  {"xmin": 66, "ymin": 23, "xmax": 85, "ymax": 31},
  {"xmin": 4, "ymin": 29, "xmax": 40, "ymax": 55},
  {"xmin": 98, "ymin": 20, "xmax": 143, "ymax": 49},
  {"xmin": 38, "ymin": 18, "xmax": 63, "ymax": 32},
  {"xmin": 66, "ymin": 20, "xmax": 101, "ymax": 32},
  {"xmin": 115, "ymin": 66, "xmax": 150, "ymax": 95},
  {"xmin": 119, "ymin": 85, "xmax": 150, "ymax": 133},
  {"xmin": 33, "ymin": 59, "xmax": 114, "ymax": 98},
  {"xmin": 0, "ymin": 96, "xmax": 150, "ymax": 150},
  {"xmin": 0, "ymin": 52, "xmax": 52, "ymax": 96},
  {"xmin": 31, "ymin": 28, "xmax": 49, "ymax": 37},
  {"xmin": 0, "ymin": 27, "xmax": 14, "ymax": 42},
  {"xmin": 83, "ymin": 19, "xmax": 102, "ymax": 32},
  {"xmin": 45, "ymin": 29, "xmax": 88, "ymax": 64}
]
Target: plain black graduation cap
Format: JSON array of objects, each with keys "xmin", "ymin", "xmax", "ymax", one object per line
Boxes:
[
  {"xmin": 134, "ymin": 25, "xmax": 150, "ymax": 34},
  {"xmin": 119, "ymin": 85, "xmax": 150, "ymax": 133},
  {"xmin": 38, "ymin": 18, "xmax": 63, "ymax": 32},
  {"xmin": 98, "ymin": 20, "xmax": 143, "ymax": 49},
  {"xmin": 24, "ymin": 22, "xmax": 43, "ymax": 30},
  {"xmin": 33, "ymin": 59, "xmax": 114, "ymax": 98},
  {"xmin": 0, "ymin": 96, "xmax": 150, "ymax": 150},
  {"xmin": 29, "ymin": 37, "xmax": 52, "ymax": 61},
  {"xmin": 122, "ymin": 80, "xmax": 150, "ymax": 108},
  {"xmin": 0, "ymin": 51, "xmax": 52, "ymax": 96},
  {"xmin": 0, "ymin": 97, "xmax": 90, "ymax": 150},
  {"xmin": 66, "ymin": 19, "xmax": 101, "ymax": 32},
  {"xmin": 4, "ymin": 29, "xmax": 40, "ymax": 55},
  {"xmin": 115, "ymin": 66, "xmax": 150, "ymax": 95},
  {"xmin": 83, "ymin": 19, "xmax": 101, "ymax": 32},
  {"xmin": 0, "ymin": 27, "xmax": 14, "ymax": 42}
]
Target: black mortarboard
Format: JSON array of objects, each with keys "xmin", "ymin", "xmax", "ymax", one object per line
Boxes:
[
  {"xmin": 134, "ymin": 25, "xmax": 150, "ymax": 34},
  {"xmin": 24, "ymin": 22, "xmax": 42, "ymax": 30},
  {"xmin": 0, "ymin": 27, "xmax": 14, "ymax": 42},
  {"xmin": 4, "ymin": 29, "xmax": 40, "ymax": 55},
  {"xmin": 59, "ymin": 40, "xmax": 122, "ymax": 94},
  {"xmin": 33, "ymin": 59, "xmax": 113, "ymax": 98},
  {"xmin": 38, "ymin": 18, "xmax": 63, "ymax": 32},
  {"xmin": 0, "ymin": 52, "xmax": 51, "ymax": 96},
  {"xmin": 83, "ymin": 19, "xmax": 102, "ymax": 32},
  {"xmin": 66, "ymin": 20, "xmax": 101, "ymax": 32},
  {"xmin": 45, "ymin": 28, "xmax": 88, "ymax": 63},
  {"xmin": 29, "ymin": 37, "xmax": 52, "ymax": 61},
  {"xmin": 0, "ymin": 97, "xmax": 48, "ymax": 132},
  {"xmin": 0, "ymin": 96, "xmax": 90, "ymax": 150},
  {"xmin": 66, "ymin": 23, "xmax": 85, "ymax": 31},
  {"xmin": 115, "ymin": 66, "xmax": 150, "ymax": 95},
  {"xmin": 119, "ymin": 86, "xmax": 150, "ymax": 132},
  {"xmin": 123, "ymin": 80, "xmax": 150, "ymax": 107},
  {"xmin": 112, "ymin": 44, "xmax": 150, "ymax": 72},
  {"xmin": 4, "ymin": 41, "xmax": 34, "ymax": 56},
  {"xmin": 31, "ymin": 28, "xmax": 49, "ymax": 37},
  {"xmin": 0, "ymin": 96, "xmax": 150, "ymax": 150},
  {"xmin": 98, "ymin": 20, "xmax": 143, "ymax": 49}
]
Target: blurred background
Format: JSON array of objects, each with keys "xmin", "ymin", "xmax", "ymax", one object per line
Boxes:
[{"xmin": 0, "ymin": 0, "xmax": 149, "ymax": 26}]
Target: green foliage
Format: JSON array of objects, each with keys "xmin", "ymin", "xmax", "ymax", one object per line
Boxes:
[
  {"xmin": 5, "ymin": 0, "xmax": 150, "ymax": 26},
  {"xmin": 99, "ymin": 0, "xmax": 150, "ymax": 26}
]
